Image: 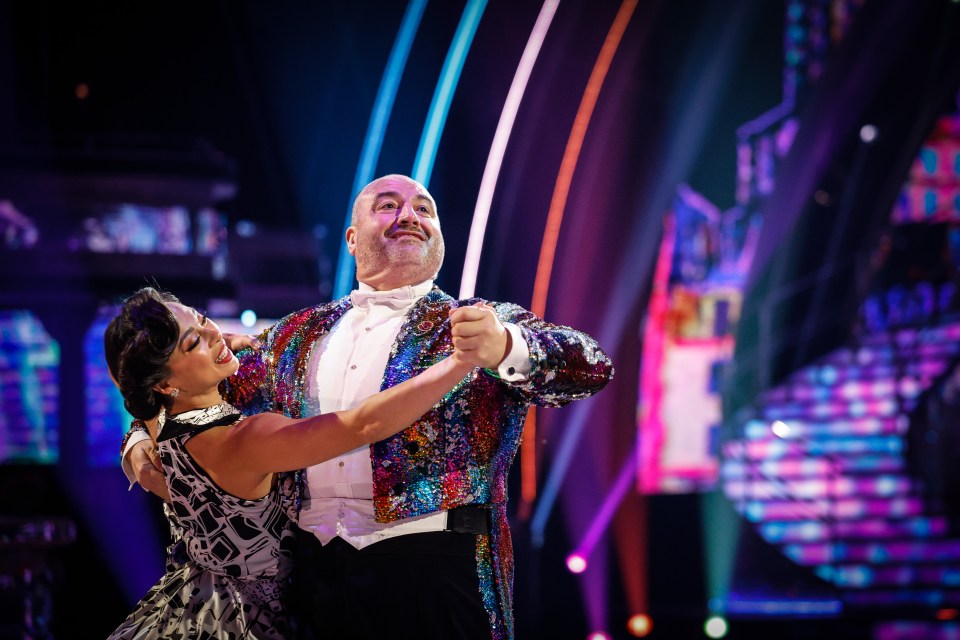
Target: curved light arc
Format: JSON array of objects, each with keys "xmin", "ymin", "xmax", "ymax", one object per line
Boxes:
[
  {"xmin": 529, "ymin": 0, "xmax": 639, "ymax": 540},
  {"xmin": 458, "ymin": 0, "xmax": 562, "ymax": 299}
]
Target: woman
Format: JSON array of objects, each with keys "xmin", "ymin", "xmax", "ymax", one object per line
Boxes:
[{"xmin": 104, "ymin": 287, "xmax": 476, "ymax": 639}]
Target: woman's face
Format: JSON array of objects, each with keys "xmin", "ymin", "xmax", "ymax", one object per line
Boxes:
[{"xmin": 161, "ymin": 302, "xmax": 239, "ymax": 399}]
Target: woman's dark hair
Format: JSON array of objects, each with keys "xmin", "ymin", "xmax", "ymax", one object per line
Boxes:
[{"xmin": 104, "ymin": 287, "xmax": 181, "ymax": 420}]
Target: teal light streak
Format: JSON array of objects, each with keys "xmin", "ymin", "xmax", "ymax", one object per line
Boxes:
[
  {"xmin": 333, "ymin": 0, "xmax": 430, "ymax": 299},
  {"xmin": 411, "ymin": 0, "xmax": 488, "ymax": 187}
]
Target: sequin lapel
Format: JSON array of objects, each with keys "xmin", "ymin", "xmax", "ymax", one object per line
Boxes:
[
  {"xmin": 272, "ymin": 297, "xmax": 352, "ymax": 419},
  {"xmin": 381, "ymin": 287, "xmax": 456, "ymax": 390}
]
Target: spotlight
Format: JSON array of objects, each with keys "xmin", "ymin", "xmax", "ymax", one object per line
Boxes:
[
  {"xmin": 587, "ymin": 633, "xmax": 611, "ymax": 640},
  {"xmin": 240, "ymin": 309, "xmax": 258, "ymax": 328},
  {"xmin": 771, "ymin": 420, "xmax": 791, "ymax": 439},
  {"xmin": 937, "ymin": 608, "xmax": 959, "ymax": 621},
  {"xmin": 75, "ymin": 83, "xmax": 90, "ymax": 100},
  {"xmin": 627, "ymin": 613, "xmax": 652, "ymax": 637},
  {"xmin": 236, "ymin": 220, "xmax": 257, "ymax": 237},
  {"xmin": 566, "ymin": 553, "xmax": 587, "ymax": 574},
  {"xmin": 704, "ymin": 615, "xmax": 729, "ymax": 639},
  {"xmin": 859, "ymin": 124, "xmax": 878, "ymax": 143}
]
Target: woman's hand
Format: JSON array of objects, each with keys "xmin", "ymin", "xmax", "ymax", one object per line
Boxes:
[
  {"xmin": 129, "ymin": 440, "xmax": 171, "ymax": 502},
  {"xmin": 223, "ymin": 333, "xmax": 261, "ymax": 352}
]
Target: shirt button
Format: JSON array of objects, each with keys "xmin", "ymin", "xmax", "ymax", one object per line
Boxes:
[
  {"xmin": 365, "ymin": 327, "xmax": 371, "ymax": 332},
  {"xmin": 350, "ymin": 364, "xmax": 357, "ymax": 370},
  {"xmin": 339, "ymin": 461, "xmax": 344, "ymax": 467}
]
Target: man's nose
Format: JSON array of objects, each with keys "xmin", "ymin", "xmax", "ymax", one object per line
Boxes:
[{"xmin": 397, "ymin": 204, "xmax": 421, "ymax": 225}]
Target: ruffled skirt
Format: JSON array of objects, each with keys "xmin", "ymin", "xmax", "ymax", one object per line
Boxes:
[{"xmin": 107, "ymin": 562, "xmax": 292, "ymax": 639}]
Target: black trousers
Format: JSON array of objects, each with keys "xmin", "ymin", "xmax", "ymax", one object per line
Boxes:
[{"xmin": 290, "ymin": 528, "xmax": 492, "ymax": 640}]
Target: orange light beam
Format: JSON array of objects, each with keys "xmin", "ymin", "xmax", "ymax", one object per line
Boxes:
[{"xmin": 520, "ymin": 0, "xmax": 639, "ymax": 514}]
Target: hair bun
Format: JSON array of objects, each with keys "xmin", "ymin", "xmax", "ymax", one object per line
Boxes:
[{"xmin": 104, "ymin": 287, "xmax": 181, "ymax": 420}]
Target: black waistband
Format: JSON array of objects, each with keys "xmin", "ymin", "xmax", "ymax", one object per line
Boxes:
[{"xmin": 445, "ymin": 504, "xmax": 491, "ymax": 535}]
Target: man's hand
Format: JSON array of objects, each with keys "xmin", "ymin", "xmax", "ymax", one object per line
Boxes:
[
  {"xmin": 130, "ymin": 440, "xmax": 171, "ymax": 502},
  {"xmin": 450, "ymin": 303, "xmax": 511, "ymax": 369},
  {"xmin": 223, "ymin": 333, "xmax": 261, "ymax": 353}
]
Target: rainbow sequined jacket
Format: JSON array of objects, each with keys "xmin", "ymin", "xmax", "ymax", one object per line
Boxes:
[
  {"xmin": 224, "ymin": 287, "xmax": 611, "ymax": 638},
  {"xmin": 225, "ymin": 287, "xmax": 613, "ymax": 521}
]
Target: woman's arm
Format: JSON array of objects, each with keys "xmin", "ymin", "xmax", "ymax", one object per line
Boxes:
[
  {"xmin": 188, "ymin": 349, "xmax": 474, "ymax": 497},
  {"xmin": 243, "ymin": 353, "xmax": 472, "ymax": 470}
]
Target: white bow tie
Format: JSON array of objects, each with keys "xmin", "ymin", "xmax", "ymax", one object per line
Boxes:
[{"xmin": 350, "ymin": 287, "xmax": 419, "ymax": 310}]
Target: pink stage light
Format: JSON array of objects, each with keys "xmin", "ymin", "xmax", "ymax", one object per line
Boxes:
[
  {"xmin": 587, "ymin": 633, "xmax": 611, "ymax": 640},
  {"xmin": 566, "ymin": 553, "xmax": 588, "ymax": 574}
]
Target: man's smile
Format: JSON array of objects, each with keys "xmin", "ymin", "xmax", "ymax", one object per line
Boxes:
[{"xmin": 389, "ymin": 230, "xmax": 427, "ymax": 241}]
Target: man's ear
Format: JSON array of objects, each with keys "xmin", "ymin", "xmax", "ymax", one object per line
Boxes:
[{"xmin": 345, "ymin": 227, "xmax": 357, "ymax": 256}]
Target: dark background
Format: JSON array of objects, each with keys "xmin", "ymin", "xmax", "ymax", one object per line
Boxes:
[{"xmin": 4, "ymin": 1, "xmax": 952, "ymax": 638}]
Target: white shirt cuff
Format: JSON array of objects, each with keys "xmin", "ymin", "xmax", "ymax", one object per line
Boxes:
[
  {"xmin": 121, "ymin": 430, "xmax": 152, "ymax": 489},
  {"xmin": 496, "ymin": 323, "xmax": 531, "ymax": 381}
]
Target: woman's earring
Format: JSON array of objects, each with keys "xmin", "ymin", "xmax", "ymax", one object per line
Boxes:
[{"xmin": 170, "ymin": 388, "xmax": 180, "ymax": 398}]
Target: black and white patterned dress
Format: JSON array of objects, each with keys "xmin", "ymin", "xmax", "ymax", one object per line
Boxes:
[{"xmin": 108, "ymin": 404, "xmax": 299, "ymax": 640}]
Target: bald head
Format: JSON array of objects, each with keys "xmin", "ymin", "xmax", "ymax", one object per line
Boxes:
[
  {"xmin": 351, "ymin": 174, "xmax": 436, "ymax": 225},
  {"xmin": 346, "ymin": 174, "xmax": 445, "ymax": 290}
]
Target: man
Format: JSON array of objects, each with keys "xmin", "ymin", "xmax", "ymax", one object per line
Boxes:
[{"xmin": 125, "ymin": 174, "xmax": 613, "ymax": 639}]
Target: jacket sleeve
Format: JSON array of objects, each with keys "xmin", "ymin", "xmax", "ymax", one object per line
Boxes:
[
  {"xmin": 221, "ymin": 325, "xmax": 275, "ymax": 415},
  {"xmin": 490, "ymin": 301, "xmax": 613, "ymax": 408}
]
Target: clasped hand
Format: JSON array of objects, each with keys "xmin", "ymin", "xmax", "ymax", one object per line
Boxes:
[
  {"xmin": 448, "ymin": 302, "xmax": 511, "ymax": 369},
  {"xmin": 131, "ymin": 436, "xmax": 170, "ymax": 502}
]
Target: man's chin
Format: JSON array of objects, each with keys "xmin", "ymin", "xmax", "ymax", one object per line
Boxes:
[
  {"xmin": 385, "ymin": 260, "xmax": 442, "ymax": 285},
  {"xmin": 360, "ymin": 244, "xmax": 443, "ymax": 285},
  {"xmin": 385, "ymin": 245, "xmax": 430, "ymax": 263}
]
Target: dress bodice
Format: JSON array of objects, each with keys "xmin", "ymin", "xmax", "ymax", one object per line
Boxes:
[{"xmin": 160, "ymin": 421, "xmax": 298, "ymax": 579}]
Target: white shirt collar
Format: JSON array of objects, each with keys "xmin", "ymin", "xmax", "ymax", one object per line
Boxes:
[{"xmin": 350, "ymin": 279, "xmax": 435, "ymax": 310}]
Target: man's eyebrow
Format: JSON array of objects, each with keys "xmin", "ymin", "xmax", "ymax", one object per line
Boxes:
[{"xmin": 373, "ymin": 191, "xmax": 433, "ymax": 205}]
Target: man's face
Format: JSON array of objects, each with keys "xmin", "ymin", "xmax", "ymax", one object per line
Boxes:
[{"xmin": 347, "ymin": 175, "xmax": 445, "ymax": 290}]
